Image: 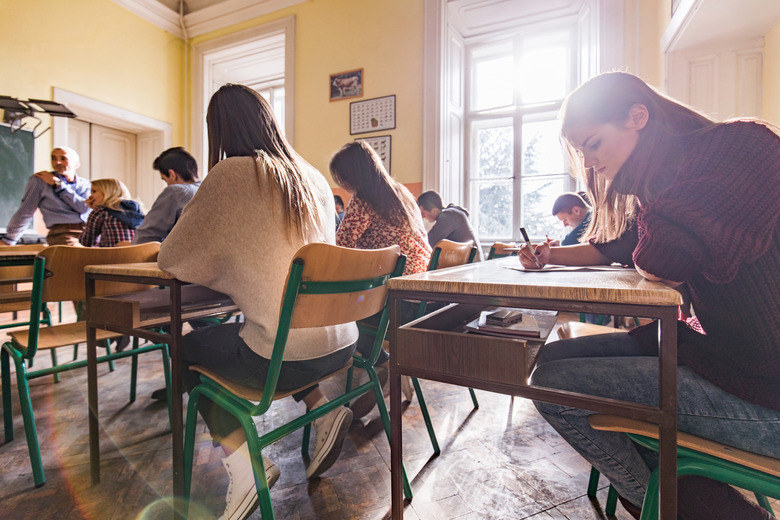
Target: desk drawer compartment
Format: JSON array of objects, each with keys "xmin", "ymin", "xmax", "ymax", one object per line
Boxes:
[{"xmin": 396, "ymin": 304, "xmax": 530, "ymax": 386}]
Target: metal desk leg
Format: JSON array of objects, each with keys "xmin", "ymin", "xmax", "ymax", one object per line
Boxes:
[
  {"xmin": 87, "ymin": 275, "xmax": 100, "ymax": 485},
  {"xmin": 658, "ymin": 309, "xmax": 678, "ymax": 519},
  {"xmin": 170, "ymin": 281, "xmax": 184, "ymax": 498},
  {"xmin": 389, "ymin": 292, "xmax": 403, "ymax": 519}
]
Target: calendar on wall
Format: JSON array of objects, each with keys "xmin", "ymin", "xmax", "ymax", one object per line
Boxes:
[
  {"xmin": 350, "ymin": 95, "xmax": 396, "ymax": 135},
  {"xmin": 356, "ymin": 135, "xmax": 391, "ymax": 174}
]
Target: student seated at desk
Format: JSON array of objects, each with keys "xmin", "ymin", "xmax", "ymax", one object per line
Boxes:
[
  {"xmin": 551, "ymin": 192, "xmax": 591, "ymax": 246},
  {"xmin": 132, "ymin": 147, "xmax": 201, "ymax": 245},
  {"xmin": 158, "ymin": 84, "xmax": 357, "ymax": 520},
  {"xmin": 416, "ymin": 190, "xmax": 484, "ymax": 261},
  {"xmin": 524, "ymin": 72, "xmax": 780, "ymax": 519},
  {"xmin": 79, "ymin": 179, "xmax": 144, "ymax": 247},
  {"xmin": 329, "ymin": 141, "xmax": 432, "ymax": 413}
]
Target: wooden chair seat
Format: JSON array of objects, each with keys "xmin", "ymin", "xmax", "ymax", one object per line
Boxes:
[
  {"xmin": 190, "ymin": 359, "xmax": 354, "ymax": 402},
  {"xmin": 589, "ymin": 414, "xmax": 780, "ymax": 477},
  {"xmin": 556, "ymin": 321, "xmax": 624, "ymax": 340},
  {"xmin": 8, "ymin": 322, "xmax": 123, "ymax": 351}
]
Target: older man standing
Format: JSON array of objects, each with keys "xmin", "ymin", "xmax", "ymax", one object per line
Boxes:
[{"xmin": 2, "ymin": 146, "xmax": 91, "ymax": 245}]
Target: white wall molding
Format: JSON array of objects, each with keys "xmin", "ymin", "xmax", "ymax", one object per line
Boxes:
[
  {"xmin": 185, "ymin": 0, "xmax": 305, "ymax": 37},
  {"xmin": 110, "ymin": 0, "xmax": 183, "ymax": 37},
  {"xmin": 52, "ymin": 87, "xmax": 172, "ymax": 206},
  {"xmin": 113, "ymin": 0, "xmax": 305, "ymax": 37}
]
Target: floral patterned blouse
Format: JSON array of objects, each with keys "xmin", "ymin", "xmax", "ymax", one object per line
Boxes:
[{"xmin": 336, "ymin": 195, "xmax": 432, "ymax": 275}]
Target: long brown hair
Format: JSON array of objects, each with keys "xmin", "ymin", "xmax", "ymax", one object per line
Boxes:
[
  {"xmin": 561, "ymin": 72, "xmax": 715, "ymax": 241},
  {"xmin": 329, "ymin": 141, "xmax": 423, "ymax": 232},
  {"xmin": 206, "ymin": 84, "xmax": 323, "ymax": 241}
]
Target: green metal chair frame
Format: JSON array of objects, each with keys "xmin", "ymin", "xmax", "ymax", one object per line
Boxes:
[
  {"xmin": 409, "ymin": 240, "xmax": 479, "ymax": 456},
  {"xmin": 589, "ymin": 414, "xmax": 777, "ymax": 519},
  {"xmin": 182, "ymin": 244, "xmax": 413, "ymax": 520},
  {"xmin": 1, "ymin": 245, "xmax": 172, "ymax": 488}
]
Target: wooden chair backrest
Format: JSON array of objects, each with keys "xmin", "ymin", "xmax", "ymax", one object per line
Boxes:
[
  {"xmin": 0, "ymin": 244, "xmax": 47, "ymax": 253},
  {"xmin": 488, "ymin": 242, "xmax": 517, "ymax": 259},
  {"xmin": 287, "ymin": 243, "xmax": 402, "ymax": 329},
  {"xmin": 0, "ymin": 244, "xmax": 48, "ymax": 290},
  {"xmin": 589, "ymin": 414, "xmax": 780, "ymax": 478},
  {"xmin": 431, "ymin": 239, "xmax": 475, "ymax": 270},
  {"xmin": 38, "ymin": 243, "xmax": 161, "ymax": 302}
]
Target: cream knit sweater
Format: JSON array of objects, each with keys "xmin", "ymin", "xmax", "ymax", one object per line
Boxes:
[{"xmin": 158, "ymin": 156, "xmax": 358, "ymax": 361}]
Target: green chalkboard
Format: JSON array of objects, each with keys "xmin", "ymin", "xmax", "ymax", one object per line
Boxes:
[{"xmin": 0, "ymin": 123, "xmax": 34, "ymax": 230}]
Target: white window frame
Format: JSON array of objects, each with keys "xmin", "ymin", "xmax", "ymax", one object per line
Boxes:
[
  {"xmin": 464, "ymin": 27, "xmax": 576, "ymax": 242},
  {"xmin": 423, "ymin": 0, "xmax": 625, "ymax": 242},
  {"xmin": 192, "ymin": 16, "xmax": 295, "ymax": 172}
]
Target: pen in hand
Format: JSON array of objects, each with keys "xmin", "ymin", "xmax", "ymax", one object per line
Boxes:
[{"xmin": 520, "ymin": 227, "xmax": 543, "ymax": 269}]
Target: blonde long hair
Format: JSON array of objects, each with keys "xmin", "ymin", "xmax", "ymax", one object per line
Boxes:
[{"xmin": 91, "ymin": 179, "xmax": 132, "ymax": 210}]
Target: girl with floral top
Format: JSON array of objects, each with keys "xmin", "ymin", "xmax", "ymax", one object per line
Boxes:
[
  {"xmin": 329, "ymin": 140, "xmax": 432, "ymax": 416},
  {"xmin": 80, "ymin": 179, "xmax": 144, "ymax": 247},
  {"xmin": 329, "ymin": 141, "xmax": 431, "ymax": 275}
]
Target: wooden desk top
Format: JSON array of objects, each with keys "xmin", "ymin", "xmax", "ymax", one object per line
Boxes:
[
  {"xmin": 84, "ymin": 261, "xmax": 175, "ymax": 280},
  {"xmin": 388, "ymin": 257, "xmax": 683, "ymax": 307}
]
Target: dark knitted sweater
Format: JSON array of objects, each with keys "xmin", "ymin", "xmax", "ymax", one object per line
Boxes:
[{"xmin": 631, "ymin": 121, "xmax": 780, "ymax": 412}]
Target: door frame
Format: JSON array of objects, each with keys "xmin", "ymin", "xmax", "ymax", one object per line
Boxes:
[{"xmin": 52, "ymin": 88, "xmax": 172, "ymax": 209}]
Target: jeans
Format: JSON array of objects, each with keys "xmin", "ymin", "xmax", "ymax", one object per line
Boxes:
[
  {"xmin": 530, "ymin": 332, "xmax": 780, "ymax": 508},
  {"xmin": 182, "ymin": 322, "xmax": 356, "ymax": 440}
]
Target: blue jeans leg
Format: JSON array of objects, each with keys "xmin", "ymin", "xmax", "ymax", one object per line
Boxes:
[{"xmin": 531, "ymin": 333, "xmax": 780, "ymax": 507}]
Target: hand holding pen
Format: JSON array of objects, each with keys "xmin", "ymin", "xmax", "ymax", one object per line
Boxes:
[{"xmin": 519, "ymin": 227, "xmax": 544, "ymax": 269}]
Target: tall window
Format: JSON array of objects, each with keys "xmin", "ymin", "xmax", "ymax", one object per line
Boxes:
[{"xmin": 466, "ymin": 28, "xmax": 576, "ymax": 241}]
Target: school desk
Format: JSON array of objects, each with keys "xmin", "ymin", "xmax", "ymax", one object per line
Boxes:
[
  {"xmin": 84, "ymin": 262, "xmax": 238, "ymax": 497},
  {"xmin": 387, "ymin": 256, "xmax": 683, "ymax": 519}
]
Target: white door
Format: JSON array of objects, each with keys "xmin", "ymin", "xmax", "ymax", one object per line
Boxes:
[
  {"xmin": 91, "ymin": 124, "xmax": 137, "ymax": 196},
  {"xmin": 68, "ymin": 119, "xmax": 92, "ymax": 177}
]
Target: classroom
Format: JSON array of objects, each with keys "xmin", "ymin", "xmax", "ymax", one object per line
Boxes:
[{"xmin": 1, "ymin": 0, "xmax": 779, "ymax": 519}]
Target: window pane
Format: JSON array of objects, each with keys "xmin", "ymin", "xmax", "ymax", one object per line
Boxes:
[
  {"xmin": 475, "ymin": 180, "xmax": 513, "ymax": 237},
  {"xmin": 518, "ymin": 45, "xmax": 568, "ymax": 104},
  {"xmin": 475, "ymin": 125, "xmax": 513, "ymax": 179},
  {"xmin": 521, "ymin": 175, "xmax": 569, "ymax": 237},
  {"xmin": 522, "ymin": 119, "xmax": 564, "ymax": 176},
  {"xmin": 473, "ymin": 55, "xmax": 513, "ymax": 110}
]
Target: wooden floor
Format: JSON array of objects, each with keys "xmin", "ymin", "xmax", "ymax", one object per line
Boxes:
[
  {"xmin": 14, "ymin": 303, "xmax": 777, "ymax": 519},
  {"xmin": 0, "ymin": 306, "xmax": 639, "ymax": 520}
]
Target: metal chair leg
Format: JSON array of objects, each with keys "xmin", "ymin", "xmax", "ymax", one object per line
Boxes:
[
  {"xmin": 412, "ymin": 377, "xmax": 440, "ymax": 455},
  {"xmin": 129, "ymin": 337, "xmax": 139, "ymax": 402}
]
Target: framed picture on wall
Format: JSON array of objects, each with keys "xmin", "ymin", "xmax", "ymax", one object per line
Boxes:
[
  {"xmin": 355, "ymin": 135, "xmax": 391, "ymax": 174},
  {"xmin": 330, "ymin": 68, "xmax": 363, "ymax": 101},
  {"xmin": 349, "ymin": 95, "xmax": 396, "ymax": 135}
]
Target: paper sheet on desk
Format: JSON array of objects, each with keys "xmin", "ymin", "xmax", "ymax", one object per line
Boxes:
[{"xmin": 504, "ymin": 264, "xmax": 633, "ymax": 272}]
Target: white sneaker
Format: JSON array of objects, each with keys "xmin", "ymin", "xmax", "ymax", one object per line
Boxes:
[
  {"xmin": 219, "ymin": 441, "xmax": 280, "ymax": 520},
  {"xmin": 401, "ymin": 375, "xmax": 415, "ymax": 402},
  {"xmin": 306, "ymin": 399, "xmax": 352, "ymax": 479}
]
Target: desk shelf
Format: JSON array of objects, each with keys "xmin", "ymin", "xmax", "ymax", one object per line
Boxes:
[
  {"xmin": 397, "ymin": 303, "xmax": 540, "ymax": 388},
  {"xmin": 87, "ymin": 285, "xmax": 238, "ymax": 330}
]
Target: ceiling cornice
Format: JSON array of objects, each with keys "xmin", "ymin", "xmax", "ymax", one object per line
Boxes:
[
  {"xmin": 111, "ymin": 0, "xmax": 306, "ymax": 38},
  {"xmin": 112, "ymin": 0, "xmax": 184, "ymax": 37}
]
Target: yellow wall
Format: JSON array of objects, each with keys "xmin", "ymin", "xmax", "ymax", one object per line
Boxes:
[
  {"xmin": 0, "ymin": 0, "xmax": 184, "ymax": 171},
  {"xmin": 189, "ymin": 0, "xmax": 424, "ymax": 190},
  {"xmin": 763, "ymin": 22, "xmax": 780, "ymax": 125}
]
